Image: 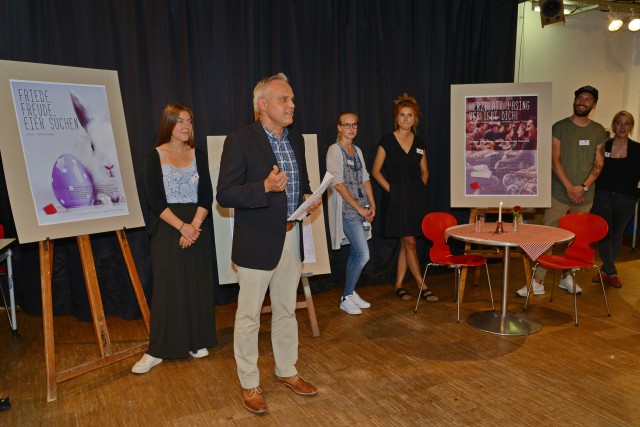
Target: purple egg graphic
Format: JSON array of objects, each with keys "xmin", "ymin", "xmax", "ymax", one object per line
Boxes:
[{"xmin": 51, "ymin": 154, "xmax": 94, "ymax": 207}]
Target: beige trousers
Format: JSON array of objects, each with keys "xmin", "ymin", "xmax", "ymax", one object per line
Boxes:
[{"xmin": 234, "ymin": 225, "xmax": 301, "ymax": 389}]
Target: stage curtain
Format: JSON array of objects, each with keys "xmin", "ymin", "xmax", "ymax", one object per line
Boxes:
[{"xmin": 0, "ymin": 0, "xmax": 520, "ymax": 319}]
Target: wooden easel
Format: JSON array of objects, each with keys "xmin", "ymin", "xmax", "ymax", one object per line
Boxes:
[
  {"xmin": 260, "ymin": 272, "xmax": 320, "ymax": 337},
  {"xmin": 40, "ymin": 229, "xmax": 150, "ymax": 402},
  {"xmin": 459, "ymin": 208, "xmax": 533, "ymax": 303}
]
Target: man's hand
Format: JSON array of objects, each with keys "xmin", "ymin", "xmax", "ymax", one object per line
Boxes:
[
  {"xmin": 264, "ymin": 165, "xmax": 288, "ymax": 193},
  {"xmin": 305, "ymin": 194, "xmax": 322, "ymax": 214},
  {"xmin": 566, "ymin": 185, "xmax": 585, "ymax": 204}
]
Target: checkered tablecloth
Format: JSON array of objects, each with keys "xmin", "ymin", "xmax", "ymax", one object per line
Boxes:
[{"xmin": 445, "ymin": 223, "xmax": 575, "ymax": 261}]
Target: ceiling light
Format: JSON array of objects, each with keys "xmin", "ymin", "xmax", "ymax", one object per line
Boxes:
[
  {"xmin": 608, "ymin": 16, "xmax": 624, "ymax": 31},
  {"xmin": 629, "ymin": 17, "xmax": 640, "ymax": 32}
]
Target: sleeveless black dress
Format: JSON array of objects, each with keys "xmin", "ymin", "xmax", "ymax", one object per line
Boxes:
[{"xmin": 377, "ymin": 133, "xmax": 428, "ymax": 238}]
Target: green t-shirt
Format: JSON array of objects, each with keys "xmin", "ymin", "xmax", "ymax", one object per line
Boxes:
[{"xmin": 551, "ymin": 117, "xmax": 606, "ymax": 206}]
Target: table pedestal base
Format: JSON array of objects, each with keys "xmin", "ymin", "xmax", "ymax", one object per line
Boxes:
[{"xmin": 467, "ymin": 310, "xmax": 542, "ymax": 336}]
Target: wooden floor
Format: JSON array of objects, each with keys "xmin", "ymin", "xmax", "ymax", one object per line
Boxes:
[{"xmin": 2, "ymin": 243, "xmax": 640, "ymax": 426}]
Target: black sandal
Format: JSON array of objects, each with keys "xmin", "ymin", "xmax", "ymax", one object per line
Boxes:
[
  {"xmin": 394, "ymin": 287, "xmax": 412, "ymax": 301},
  {"xmin": 419, "ymin": 289, "xmax": 439, "ymax": 302}
]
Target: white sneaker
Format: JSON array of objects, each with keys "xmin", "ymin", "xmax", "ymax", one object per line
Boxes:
[
  {"xmin": 351, "ymin": 291, "xmax": 371, "ymax": 309},
  {"xmin": 559, "ymin": 275, "xmax": 582, "ymax": 294},
  {"xmin": 132, "ymin": 353, "xmax": 163, "ymax": 374},
  {"xmin": 189, "ymin": 348, "xmax": 209, "ymax": 358},
  {"xmin": 340, "ymin": 295, "xmax": 362, "ymax": 315},
  {"xmin": 516, "ymin": 279, "xmax": 545, "ymax": 297}
]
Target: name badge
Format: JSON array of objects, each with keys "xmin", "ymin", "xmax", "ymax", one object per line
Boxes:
[
  {"xmin": 579, "ymin": 139, "xmax": 590, "ymax": 146},
  {"xmin": 416, "ymin": 148, "xmax": 424, "ymax": 155},
  {"xmin": 605, "ymin": 152, "xmax": 611, "ymax": 158},
  {"xmin": 347, "ymin": 159, "xmax": 355, "ymax": 166},
  {"xmin": 191, "ymin": 172, "xmax": 199, "ymax": 183}
]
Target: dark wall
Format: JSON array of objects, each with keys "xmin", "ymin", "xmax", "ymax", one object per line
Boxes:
[{"xmin": 0, "ymin": 0, "xmax": 520, "ymax": 318}]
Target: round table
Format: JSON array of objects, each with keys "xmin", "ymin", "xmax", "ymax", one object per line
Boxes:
[{"xmin": 445, "ymin": 222, "xmax": 574, "ymax": 336}]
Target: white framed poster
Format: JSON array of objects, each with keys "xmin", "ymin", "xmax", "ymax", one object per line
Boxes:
[
  {"xmin": 451, "ymin": 82, "xmax": 552, "ymax": 208},
  {"xmin": 0, "ymin": 60, "xmax": 144, "ymax": 243}
]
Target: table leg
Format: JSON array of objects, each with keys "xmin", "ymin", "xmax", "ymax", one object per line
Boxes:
[{"xmin": 467, "ymin": 246, "xmax": 542, "ymax": 336}]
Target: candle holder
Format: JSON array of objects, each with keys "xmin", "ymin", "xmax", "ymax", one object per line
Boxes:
[{"xmin": 494, "ymin": 221, "xmax": 504, "ymax": 234}]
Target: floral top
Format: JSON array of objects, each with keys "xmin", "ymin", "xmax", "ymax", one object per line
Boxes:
[
  {"xmin": 339, "ymin": 142, "xmax": 369, "ymax": 221},
  {"xmin": 157, "ymin": 147, "xmax": 198, "ymax": 203}
]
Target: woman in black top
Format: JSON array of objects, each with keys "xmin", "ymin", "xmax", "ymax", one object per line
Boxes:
[
  {"xmin": 591, "ymin": 111, "xmax": 640, "ymax": 288},
  {"xmin": 372, "ymin": 93, "xmax": 437, "ymax": 302}
]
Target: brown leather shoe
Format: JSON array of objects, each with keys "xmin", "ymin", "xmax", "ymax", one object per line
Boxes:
[
  {"xmin": 276, "ymin": 374, "xmax": 318, "ymax": 396},
  {"xmin": 242, "ymin": 387, "xmax": 267, "ymax": 414}
]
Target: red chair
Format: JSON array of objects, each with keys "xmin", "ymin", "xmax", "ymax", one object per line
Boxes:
[
  {"xmin": 525, "ymin": 212, "xmax": 611, "ymax": 326},
  {"xmin": 415, "ymin": 212, "xmax": 494, "ymax": 322}
]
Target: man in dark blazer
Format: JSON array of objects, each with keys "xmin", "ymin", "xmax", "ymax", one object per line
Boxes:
[{"xmin": 216, "ymin": 73, "xmax": 321, "ymax": 415}]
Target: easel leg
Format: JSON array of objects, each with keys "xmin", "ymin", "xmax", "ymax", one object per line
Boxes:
[
  {"xmin": 301, "ymin": 276, "xmax": 319, "ymax": 337},
  {"xmin": 40, "ymin": 240, "xmax": 57, "ymax": 402},
  {"xmin": 77, "ymin": 235, "xmax": 112, "ymax": 357},
  {"xmin": 116, "ymin": 229, "xmax": 150, "ymax": 334}
]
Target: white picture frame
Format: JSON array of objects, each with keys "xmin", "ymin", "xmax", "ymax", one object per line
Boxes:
[
  {"xmin": 0, "ymin": 60, "xmax": 144, "ymax": 243},
  {"xmin": 450, "ymin": 82, "xmax": 552, "ymax": 209}
]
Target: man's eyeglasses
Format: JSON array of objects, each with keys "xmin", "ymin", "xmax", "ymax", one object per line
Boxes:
[{"xmin": 340, "ymin": 123, "xmax": 358, "ymax": 129}]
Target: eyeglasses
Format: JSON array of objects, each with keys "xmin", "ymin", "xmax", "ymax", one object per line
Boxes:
[{"xmin": 340, "ymin": 122, "xmax": 358, "ymax": 129}]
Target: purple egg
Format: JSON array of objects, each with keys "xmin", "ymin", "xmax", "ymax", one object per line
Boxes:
[{"xmin": 51, "ymin": 154, "xmax": 94, "ymax": 207}]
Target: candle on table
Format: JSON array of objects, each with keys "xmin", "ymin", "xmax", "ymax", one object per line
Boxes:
[{"xmin": 498, "ymin": 201, "xmax": 503, "ymax": 222}]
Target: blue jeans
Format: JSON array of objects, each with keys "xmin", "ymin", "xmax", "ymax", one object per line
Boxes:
[
  {"xmin": 591, "ymin": 191, "xmax": 636, "ymax": 275},
  {"xmin": 341, "ymin": 218, "xmax": 370, "ymax": 297}
]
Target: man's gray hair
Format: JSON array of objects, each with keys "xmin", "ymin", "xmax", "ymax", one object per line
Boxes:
[{"xmin": 253, "ymin": 72, "xmax": 289, "ymax": 113}]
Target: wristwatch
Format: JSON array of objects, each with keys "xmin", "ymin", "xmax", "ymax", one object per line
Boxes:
[{"xmin": 582, "ymin": 183, "xmax": 589, "ymax": 192}]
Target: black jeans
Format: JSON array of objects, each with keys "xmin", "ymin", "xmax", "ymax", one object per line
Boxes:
[{"xmin": 591, "ymin": 190, "xmax": 636, "ymax": 275}]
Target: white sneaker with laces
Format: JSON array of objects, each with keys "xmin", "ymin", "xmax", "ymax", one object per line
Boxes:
[
  {"xmin": 340, "ymin": 295, "xmax": 362, "ymax": 315},
  {"xmin": 189, "ymin": 348, "xmax": 209, "ymax": 358},
  {"xmin": 351, "ymin": 291, "xmax": 371, "ymax": 309},
  {"xmin": 516, "ymin": 278, "xmax": 545, "ymax": 297},
  {"xmin": 559, "ymin": 275, "xmax": 582, "ymax": 294},
  {"xmin": 132, "ymin": 353, "xmax": 163, "ymax": 374}
]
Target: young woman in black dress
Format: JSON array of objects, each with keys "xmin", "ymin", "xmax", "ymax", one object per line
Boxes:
[{"xmin": 372, "ymin": 93, "xmax": 437, "ymax": 302}]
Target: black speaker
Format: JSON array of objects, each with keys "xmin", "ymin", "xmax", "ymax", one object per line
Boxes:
[{"xmin": 539, "ymin": 0, "xmax": 565, "ymax": 27}]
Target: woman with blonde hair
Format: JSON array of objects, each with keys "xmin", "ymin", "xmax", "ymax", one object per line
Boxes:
[
  {"xmin": 372, "ymin": 93, "xmax": 437, "ymax": 302},
  {"xmin": 590, "ymin": 111, "xmax": 640, "ymax": 288}
]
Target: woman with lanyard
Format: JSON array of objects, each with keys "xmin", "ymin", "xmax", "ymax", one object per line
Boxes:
[{"xmin": 326, "ymin": 111, "xmax": 375, "ymax": 315}]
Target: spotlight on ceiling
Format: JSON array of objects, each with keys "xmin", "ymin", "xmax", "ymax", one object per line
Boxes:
[
  {"xmin": 629, "ymin": 17, "xmax": 640, "ymax": 32},
  {"xmin": 608, "ymin": 15, "xmax": 624, "ymax": 32},
  {"xmin": 539, "ymin": 0, "xmax": 566, "ymax": 27}
]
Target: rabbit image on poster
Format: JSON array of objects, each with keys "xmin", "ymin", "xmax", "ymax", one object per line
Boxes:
[{"xmin": 69, "ymin": 90, "xmax": 125, "ymax": 205}]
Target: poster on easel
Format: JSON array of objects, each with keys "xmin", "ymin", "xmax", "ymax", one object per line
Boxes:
[
  {"xmin": 0, "ymin": 60, "xmax": 145, "ymax": 243},
  {"xmin": 10, "ymin": 80, "xmax": 128, "ymax": 225},
  {"xmin": 450, "ymin": 82, "xmax": 552, "ymax": 208}
]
